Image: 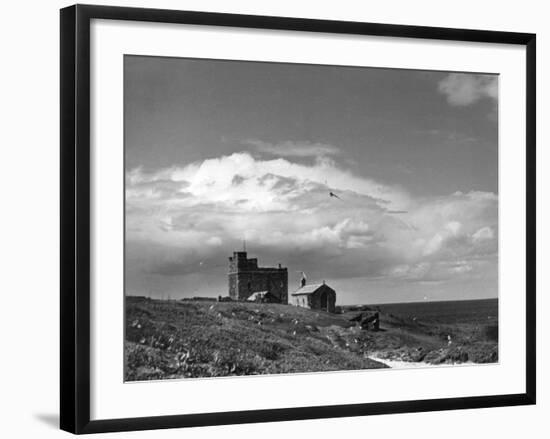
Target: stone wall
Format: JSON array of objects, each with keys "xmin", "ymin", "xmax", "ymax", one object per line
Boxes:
[
  {"xmin": 228, "ymin": 252, "xmax": 288, "ymax": 303},
  {"xmin": 310, "ymin": 286, "xmax": 336, "ymax": 313},
  {"xmin": 290, "ymin": 285, "xmax": 336, "ymax": 313}
]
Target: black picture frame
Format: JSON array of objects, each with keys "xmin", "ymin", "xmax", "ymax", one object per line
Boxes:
[{"xmin": 60, "ymin": 4, "xmax": 536, "ymax": 434}]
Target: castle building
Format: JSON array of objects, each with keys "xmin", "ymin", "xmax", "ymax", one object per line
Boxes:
[{"xmin": 228, "ymin": 251, "xmax": 288, "ymax": 303}]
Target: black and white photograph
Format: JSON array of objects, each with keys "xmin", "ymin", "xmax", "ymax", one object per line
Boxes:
[
  {"xmin": 124, "ymin": 56, "xmax": 499, "ymax": 381},
  {"xmin": 0, "ymin": 0, "xmax": 543, "ymax": 436}
]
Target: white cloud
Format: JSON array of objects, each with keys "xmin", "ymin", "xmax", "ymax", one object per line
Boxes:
[
  {"xmin": 450, "ymin": 262, "xmax": 473, "ymax": 274},
  {"xmin": 246, "ymin": 139, "xmax": 341, "ymax": 157},
  {"xmin": 128, "ymin": 152, "xmax": 411, "ymax": 211},
  {"xmin": 445, "ymin": 221, "xmax": 462, "ymax": 235},
  {"xmin": 438, "ymin": 73, "xmax": 498, "ymax": 106},
  {"xmin": 255, "ymin": 218, "xmax": 374, "ymax": 251},
  {"xmin": 472, "ymin": 226, "xmax": 494, "ymax": 242},
  {"xmin": 390, "ymin": 260, "xmax": 476, "ymax": 283},
  {"xmin": 423, "ymin": 221, "xmax": 462, "ymax": 256},
  {"xmin": 126, "ymin": 153, "xmax": 498, "ymax": 284},
  {"xmin": 423, "ymin": 233, "xmax": 445, "ymax": 256},
  {"xmin": 206, "ymin": 236, "xmax": 223, "ymax": 246},
  {"xmin": 391, "ymin": 262, "xmax": 431, "ymax": 280}
]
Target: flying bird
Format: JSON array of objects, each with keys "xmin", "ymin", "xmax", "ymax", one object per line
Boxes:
[{"xmin": 324, "ymin": 179, "xmax": 342, "ymax": 200}]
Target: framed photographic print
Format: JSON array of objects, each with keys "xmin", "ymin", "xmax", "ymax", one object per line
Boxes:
[{"xmin": 60, "ymin": 4, "xmax": 536, "ymax": 434}]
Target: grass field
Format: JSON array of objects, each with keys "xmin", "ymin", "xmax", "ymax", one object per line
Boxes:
[
  {"xmin": 125, "ymin": 297, "xmax": 498, "ymax": 381},
  {"xmin": 358, "ymin": 299, "xmax": 498, "ymax": 364}
]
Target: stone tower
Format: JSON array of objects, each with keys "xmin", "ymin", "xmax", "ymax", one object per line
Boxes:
[{"xmin": 228, "ymin": 251, "xmax": 288, "ymax": 303}]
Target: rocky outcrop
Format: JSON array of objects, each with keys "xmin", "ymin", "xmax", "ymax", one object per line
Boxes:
[{"xmin": 349, "ymin": 311, "xmax": 380, "ymax": 331}]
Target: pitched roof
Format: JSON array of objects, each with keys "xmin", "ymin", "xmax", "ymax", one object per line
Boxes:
[{"xmin": 291, "ymin": 283, "xmax": 327, "ymax": 296}]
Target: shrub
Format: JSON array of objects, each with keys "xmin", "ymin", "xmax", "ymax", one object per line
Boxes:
[{"xmin": 483, "ymin": 324, "xmax": 499, "ymax": 342}]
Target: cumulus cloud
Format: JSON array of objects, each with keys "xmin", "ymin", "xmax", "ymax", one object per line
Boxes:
[
  {"xmin": 472, "ymin": 226, "xmax": 495, "ymax": 242},
  {"xmin": 126, "ymin": 152, "xmax": 498, "ymax": 290},
  {"xmin": 438, "ymin": 73, "xmax": 498, "ymax": 106},
  {"xmin": 127, "ymin": 152, "xmax": 411, "ymax": 212},
  {"xmin": 246, "ymin": 139, "xmax": 341, "ymax": 157}
]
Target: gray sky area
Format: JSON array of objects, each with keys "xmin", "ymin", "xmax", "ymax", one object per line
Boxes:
[{"xmin": 125, "ymin": 55, "xmax": 498, "ymax": 304}]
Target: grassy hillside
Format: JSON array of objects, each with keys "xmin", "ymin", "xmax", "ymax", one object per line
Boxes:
[
  {"xmin": 125, "ymin": 297, "xmax": 498, "ymax": 381},
  {"xmin": 353, "ymin": 302, "xmax": 498, "ymax": 364}
]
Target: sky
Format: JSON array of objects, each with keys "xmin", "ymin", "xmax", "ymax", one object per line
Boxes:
[{"xmin": 124, "ymin": 55, "xmax": 498, "ymax": 305}]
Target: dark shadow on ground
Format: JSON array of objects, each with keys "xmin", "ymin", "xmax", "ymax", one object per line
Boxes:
[{"xmin": 34, "ymin": 413, "xmax": 58, "ymax": 429}]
